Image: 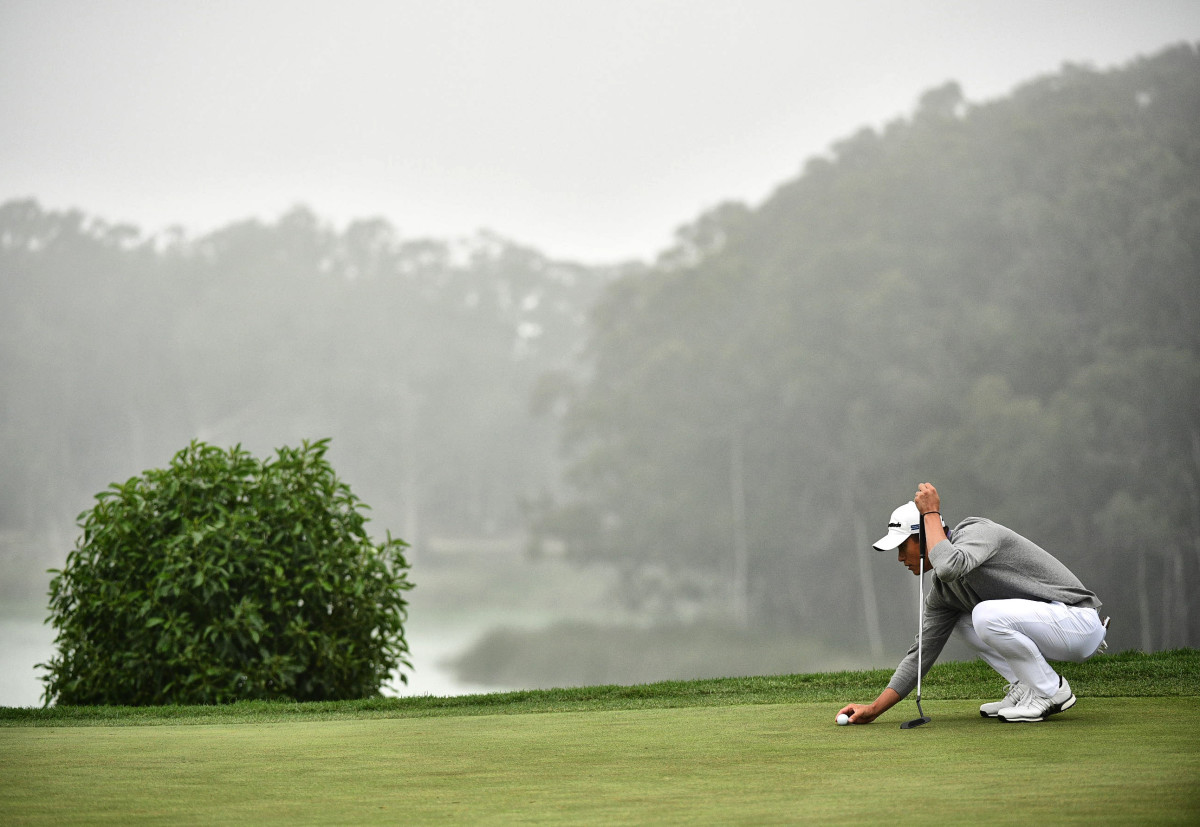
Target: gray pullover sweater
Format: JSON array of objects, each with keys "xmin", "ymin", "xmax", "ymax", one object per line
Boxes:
[{"xmin": 887, "ymin": 517, "xmax": 1102, "ymax": 699}]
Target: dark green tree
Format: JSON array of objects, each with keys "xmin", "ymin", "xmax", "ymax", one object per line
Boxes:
[
  {"xmin": 536, "ymin": 44, "xmax": 1200, "ymax": 651},
  {"xmin": 42, "ymin": 439, "xmax": 412, "ymax": 706},
  {"xmin": 1, "ymin": 198, "xmax": 611, "ymax": 609}
]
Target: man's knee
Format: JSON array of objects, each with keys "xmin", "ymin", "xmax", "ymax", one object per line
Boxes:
[
  {"xmin": 971, "ymin": 600, "xmax": 1015, "ymax": 641},
  {"xmin": 971, "ymin": 601, "xmax": 996, "ymax": 629}
]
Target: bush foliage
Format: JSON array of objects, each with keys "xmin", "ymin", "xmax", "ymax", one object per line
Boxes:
[{"xmin": 42, "ymin": 439, "xmax": 412, "ymax": 706}]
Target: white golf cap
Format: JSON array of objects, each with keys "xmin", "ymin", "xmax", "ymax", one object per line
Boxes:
[
  {"xmin": 872, "ymin": 501, "xmax": 947, "ymax": 550},
  {"xmin": 872, "ymin": 501, "xmax": 920, "ymax": 551}
]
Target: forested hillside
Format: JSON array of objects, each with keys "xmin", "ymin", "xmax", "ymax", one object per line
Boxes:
[
  {"xmin": 3, "ymin": 45, "xmax": 1196, "ymax": 675},
  {"xmin": 0, "ymin": 205, "xmax": 615, "ymax": 596},
  {"xmin": 533, "ymin": 44, "xmax": 1200, "ymax": 656}
]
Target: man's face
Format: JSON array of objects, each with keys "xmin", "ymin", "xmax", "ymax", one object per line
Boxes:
[{"xmin": 896, "ymin": 534, "xmax": 925, "ymax": 575}]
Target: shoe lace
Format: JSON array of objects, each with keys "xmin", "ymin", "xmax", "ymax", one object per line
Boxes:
[{"xmin": 1010, "ymin": 683, "xmax": 1038, "ymax": 708}]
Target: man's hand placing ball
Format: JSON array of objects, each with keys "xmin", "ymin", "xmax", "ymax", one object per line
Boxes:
[{"xmin": 835, "ymin": 704, "xmax": 882, "ymax": 725}]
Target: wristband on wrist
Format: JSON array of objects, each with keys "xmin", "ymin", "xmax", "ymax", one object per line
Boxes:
[{"xmin": 921, "ymin": 511, "xmax": 941, "ymax": 518}]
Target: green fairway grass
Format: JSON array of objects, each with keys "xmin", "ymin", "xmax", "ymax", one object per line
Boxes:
[
  {"xmin": 4, "ymin": 648, "xmax": 1196, "ymax": 726},
  {"xmin": 2, "ymin": 650, "xmax": 1198, "ymax": 824}
]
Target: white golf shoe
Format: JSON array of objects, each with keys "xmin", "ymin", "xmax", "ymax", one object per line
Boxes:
[
  {"xmin": 979, "ymin": 681, "xmax": 1025, "ymax": 718},
  {"xmin": 997, "ymin": 677, "xmax": 1076, "ymax": 723}
]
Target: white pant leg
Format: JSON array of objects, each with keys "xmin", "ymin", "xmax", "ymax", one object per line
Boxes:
[
  {"xmin": 971, "ymin": 599, "xmax": 1107, "ymax": 696},
  {"xmin": 954, "ymin": 613, "xmax": 1019, "ymax": 684}
]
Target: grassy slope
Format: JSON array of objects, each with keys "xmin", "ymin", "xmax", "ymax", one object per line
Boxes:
[
  {"xmin": 1, "ymin": 648, "xmax": 1196, "ymax": 726},
  {"xmin": 2, "ymin": 650, "xmax": 1198, "ymax": 825},
  {"xmin": 3, "ymin": 700, "xmax": 1197, "ymax": 825}
]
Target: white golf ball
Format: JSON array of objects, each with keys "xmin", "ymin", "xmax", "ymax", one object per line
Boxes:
[{"xmin": 836, "ymin": 713, "xmax": 850, "ymax": 726}]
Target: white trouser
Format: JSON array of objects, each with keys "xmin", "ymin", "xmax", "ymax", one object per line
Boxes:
[{"xmin": 955, "ymin": 599, "xmax": 1108, "ymax": 696}]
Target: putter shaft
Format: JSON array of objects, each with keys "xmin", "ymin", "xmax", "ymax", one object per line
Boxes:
[{"xmin": 902, "ymin": 514, "xmax": 932, "ymax": 729}]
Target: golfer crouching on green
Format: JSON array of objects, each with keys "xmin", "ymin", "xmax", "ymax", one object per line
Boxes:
[{"xmin": 838, "ymin": 482, "xmax": 1109, "ymax": 724}]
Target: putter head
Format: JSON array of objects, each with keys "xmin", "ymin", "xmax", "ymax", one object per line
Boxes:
[{"xmin": 899, "ymin": 697, "xmax": 930, "ymax": 729}]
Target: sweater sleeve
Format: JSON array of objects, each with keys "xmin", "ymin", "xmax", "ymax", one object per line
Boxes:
[
  {"xmin": 886, "ymin": 596, "xmax": 960, "ymax": 699},
  {"xmin": 927, "ymin": 519, "xmax": 1002, "ymax": 582}
]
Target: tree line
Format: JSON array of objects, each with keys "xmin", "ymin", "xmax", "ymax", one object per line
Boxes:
[
  {"xmin": 4, "ymin": 44, "xmax": 1197, "ymax": 660},
  {"xmin": 531, "ymin": 44, "xmax": 1200, "ymax": 655},
  {"xmin": 0, "ymin": 200, "xmax": 615, "ymax": 600}
]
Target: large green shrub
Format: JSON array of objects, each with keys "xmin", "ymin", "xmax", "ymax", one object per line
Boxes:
[{"xmin": 42, "ymin": 439, "xmax": 413, "ymax": 706}]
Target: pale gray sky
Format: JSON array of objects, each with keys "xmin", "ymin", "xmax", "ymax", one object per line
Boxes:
[{"xmin": 2, "ymin": 0, "xmax": 1198, "ymax": 263}]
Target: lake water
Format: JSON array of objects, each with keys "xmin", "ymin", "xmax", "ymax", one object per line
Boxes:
[
  {"xmin": 0, "ymin": 615, "xmax": 506, "ymax": 708},
  {"xmin": 0, "ymin": 618, "xmax": 53, "ymax": 707}
]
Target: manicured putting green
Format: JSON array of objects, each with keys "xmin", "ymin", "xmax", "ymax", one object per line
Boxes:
[{"xmin": 3, "ymin": 698, "xmax": 1197, "ymax": 824}]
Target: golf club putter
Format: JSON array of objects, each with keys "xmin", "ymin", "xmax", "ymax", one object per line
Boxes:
[{"xmin": 900, "ymin": 512, "xmax": 932, "ymax": 729}]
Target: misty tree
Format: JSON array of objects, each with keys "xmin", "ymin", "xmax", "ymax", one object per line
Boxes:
[
  {"xmin": 532, "ymin": 44, "xmax": 1200, "ymax": 653},
  {"xmin": 0, "ymin": 199, "xmax": 614, "ymax": 607},
  {"xmin": 6, "ymin": 44, "xmax": 1199, "ymax": 664}
]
